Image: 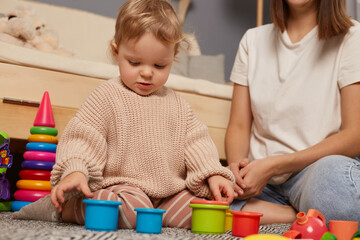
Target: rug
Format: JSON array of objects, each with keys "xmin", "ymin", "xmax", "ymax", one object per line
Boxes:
[{"xmin": 0, "ymin": 212, "xmax": 291, "ymax": 240}]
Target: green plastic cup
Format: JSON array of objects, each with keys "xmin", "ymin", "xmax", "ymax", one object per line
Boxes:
[{"xmin": 189, "ymin": 200, "xmax": 229, "ymax": 234}]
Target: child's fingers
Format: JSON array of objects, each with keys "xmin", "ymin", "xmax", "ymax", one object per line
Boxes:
[
  {"xmin": 79, "ymin": 183, "xmax": 93, "ymax": 198},
  {"xmin": 50, "ymin": 186, "xmax": 62, "ymax": 212},
  {"xmin": 222, "ymin": 183, "xmax": 235, "ymax": 203},
  {"xmin": 210, "ymin": 185, "xmax": 222, "ymax": 201},
  {"xmin": 235, "ymin": 184, "xmax": 244, "ymax": 195}
]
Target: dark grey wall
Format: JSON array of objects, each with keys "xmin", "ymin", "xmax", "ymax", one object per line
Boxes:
[
  {"xmin": 33, "ymin": 0, "xmax": 271, "ymax": 81},
  {"xmin": 183, "ymin": 1, "xmax": 271, "ymax": 80}
]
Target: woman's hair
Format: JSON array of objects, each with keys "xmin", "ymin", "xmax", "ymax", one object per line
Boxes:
[
  {"xmin": 112, "ymin": 0, "xmax": 185, "ymax": 56},
  {"xmin": 270, "ymin": 0, "xmax": 354, "ymax": 40}
]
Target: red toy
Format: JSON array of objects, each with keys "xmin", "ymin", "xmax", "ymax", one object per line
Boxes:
[
  {"xmin": 231, "ymin": 211, "xmax": 263, "ymax": 237},
  {"xmin": 283, "ymin": 209, "xmax": 328, "ymax": 240},
  {"xmin": 33, "ymin": 91, "xmax": 55, "ymax": 128}
]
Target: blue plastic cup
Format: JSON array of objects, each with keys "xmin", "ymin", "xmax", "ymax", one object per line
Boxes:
[
  {"xmin": 83, "ymin": 199, "xmax": 122, "ymax": 231},
  {"xmin": 135, "ymin": 208, "xmax": 166, "ymax": 234}
]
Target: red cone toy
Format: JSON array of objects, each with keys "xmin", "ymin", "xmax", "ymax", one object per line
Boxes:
[{"xmin": 33, "ymin": 91, "xmax": 55, "ymax": 128}]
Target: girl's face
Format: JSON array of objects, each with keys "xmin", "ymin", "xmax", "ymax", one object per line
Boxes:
[{"xmin": 114, "ymin": 32, "xmax": 175, "ymax": 96}]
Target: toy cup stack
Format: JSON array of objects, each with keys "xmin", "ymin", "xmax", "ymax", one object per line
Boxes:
[{"xmin": 11, "ymin": 92, "xmax": 58, "ymax": 211}]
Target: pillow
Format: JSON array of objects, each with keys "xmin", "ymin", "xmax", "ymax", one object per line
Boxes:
[
  {"xmin": 170, "ymin": 45, "xmax": 188, "ymax": 76},
  {"xmin": 188, "ymin": 54, "xmax": 225, "ymax": 84}
]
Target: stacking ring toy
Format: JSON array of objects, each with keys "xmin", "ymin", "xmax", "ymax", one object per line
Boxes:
[
  {"xmin": 16, "ymin": 179, "xmax": 51, "ymax": 191},
  {"xmin": 19, "ymin": 169, "xmax": 51, "ymax": 181},
  {"xmin": 21, "ymin": 160, "xmax": 55, "ymax": 171},
  {"xmin": 28, "ymin": 134, "xmax": 58, "ymax": 144},
  {"xmin": 26, "ymin": 142, "xmax": 57, "ymax": 153},
  {"xmin": 14, "ymin": 189, "xmax": 50, "ymax": 202},
  {"xmin": 11, "ymin": 201, "xmax": 32, "ymax": 211},
  {"xmin": 23, "ymin": 151, "xmax": 56, "ymax": 162},
  {"xmin": 30, "ymin": 126, "xmax": 58, "ymax": 136}
]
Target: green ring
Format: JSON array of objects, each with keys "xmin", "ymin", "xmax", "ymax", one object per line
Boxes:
[
  {"xmin": 30, "ymin": 126, "xmax": 58, "ymax": 136},
  {"xmin": 0, "ymin": 201, "xmax": 12, "ymax": 211}
]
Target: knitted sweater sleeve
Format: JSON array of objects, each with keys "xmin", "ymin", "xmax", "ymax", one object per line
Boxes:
[
  {"xmin": 183, "ymin": 101, "xmax": 235, "ymax": 198},
  {"xmin": 50, "ymin": 83, "xmax": 111, "ymax": 191}
]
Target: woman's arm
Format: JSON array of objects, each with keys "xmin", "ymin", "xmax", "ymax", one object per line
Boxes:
[
  {"xmin": 225, "ymin": 83, "xmax": 253, "ymax": 194},
  {"xmin": 238, "ymin": 82, "xmax": 360, "ymax": 199},
  {"xmin": 274, "ymin": 82, "xmax": 360, "ymax": 174}
]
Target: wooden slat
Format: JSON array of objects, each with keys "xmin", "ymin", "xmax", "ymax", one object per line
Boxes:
[
  {"xmin": 0, "ymin": 62, "xmax": 103, "ymax": 109},
  {"xmin": 176, "ymin": 92, "xmax": 231, "ymax": 129},
  {"xmin": 0, "ymin": 100, "xmax": 77, "ymax": 140},
  {"xmin": 257, "ymin": 0, "xmax": 264, "ymax": 26}
]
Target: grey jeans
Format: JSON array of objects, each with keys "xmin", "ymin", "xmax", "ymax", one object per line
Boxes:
[{"xmin": 230, "ymin": 155, "xmax": 360, "ymax": 224}]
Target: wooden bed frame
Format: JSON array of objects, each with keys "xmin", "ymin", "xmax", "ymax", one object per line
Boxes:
[{"xmin": 0, "ymin": 62, "xmax": 232, "ymax": 160}]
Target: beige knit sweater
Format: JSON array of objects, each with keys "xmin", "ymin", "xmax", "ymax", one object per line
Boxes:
[{"xmin": 51, "ymin": 77, "xmax": 234, "ymax": 199}]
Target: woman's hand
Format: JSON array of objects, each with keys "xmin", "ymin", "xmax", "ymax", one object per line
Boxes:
[
  {"xmin": 236, "ymin": 157, "xmax": 277, "ymax": 200},
  {"xmin": 50, "ymin": 171, "xmax": 93, "ymax": 212},
  {"xmin": 227, "ymin": 158, "xmax": 250, "ymax": 195},
  {"xmin": 207, "ymin": 175, "xmax": 235, "ymax": 204}
]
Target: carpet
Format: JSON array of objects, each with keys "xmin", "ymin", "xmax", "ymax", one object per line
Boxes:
[{"xmin": 0, "ymin": 212, "xmax": 291, "ymax": 240}]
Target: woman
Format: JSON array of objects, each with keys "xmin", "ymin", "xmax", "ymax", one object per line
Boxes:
[{"xmin": 226, "ymin": 0, "xmax": 360, "ymax": 224}]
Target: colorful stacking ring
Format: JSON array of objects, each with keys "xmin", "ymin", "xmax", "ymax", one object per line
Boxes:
[
  {"xmin": 23, "ymin": 151, "xmax": 56, "ymax": 162},
  {"xmin": 26, "ymin": 142, "xmax": 57, "ymax": 153},
  {"xmin": 0, "ymin": 201, "xmax": 12, "ymax": 211},
  {"xmin": 14, "ymin": 189, "xmax": 50, "ymax": 202},
  {"xmin": 19, "ymin": 169, "xmax": 51, "ymax": 181},
  {"xmin": 21, "ymin": 160, "xmax": 55, "ymax": 171},
  {"xmin": 30, "ymin": 126, "xmax": 58, "ymax": 136},
  {"xmin": 28, "ymin": 134, "xmax": 58, "ymax": 144},
  {"xmin": 11, "ymin": 201, "xmax": 32, "ymax": 211},
  {"xmin": 16, "ymin": 179, "xmax": 51, "ymax": 191}
]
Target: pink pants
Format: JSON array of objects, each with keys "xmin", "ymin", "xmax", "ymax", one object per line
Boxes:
[{"xmin": 68, "ymin": 184, "xmax": 202, "ymax": 229}]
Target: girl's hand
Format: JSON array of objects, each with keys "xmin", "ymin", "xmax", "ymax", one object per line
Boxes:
[
  {"xmin": 207, "ymin": 175, "xmax": 235, "ymax": 204},
  {"xmin": 237, "ymin": 157, "xmax": 276, "ymax": 200},
  {"xmin": 50, "ymin": 171, "xmax": 93, "ymax": 212},
  {"xmin": 227, "ymin": 158, "xmax": 250, "ymax": 195}
]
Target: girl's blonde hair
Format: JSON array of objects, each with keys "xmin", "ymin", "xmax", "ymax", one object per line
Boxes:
[
  {"xmin": 271, "ymin": 0, "xmax": 353, "ymax": 40},
  {"xmin": 112, "ymin": 0, "xmax": 185, "ymax": 56}
]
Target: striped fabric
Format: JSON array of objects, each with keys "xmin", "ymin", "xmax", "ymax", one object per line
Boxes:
[{"xmin": 69, "ymin": 184, "xmax": 202, "ymax": 229}]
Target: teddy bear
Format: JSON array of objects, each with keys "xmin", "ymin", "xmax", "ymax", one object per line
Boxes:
[{"xmin": 0, "ymin": 6, "xmax": 73, "ymax": 57}]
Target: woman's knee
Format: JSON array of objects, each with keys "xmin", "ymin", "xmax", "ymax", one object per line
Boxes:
[{"xmin": 298, "ymin": 155, "xmax": 360, "ymax": 222}]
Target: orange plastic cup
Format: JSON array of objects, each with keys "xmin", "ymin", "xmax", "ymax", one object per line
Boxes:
[{"xmin": 329, "ymin": 220, "xmax": 358, "ymax": 240}]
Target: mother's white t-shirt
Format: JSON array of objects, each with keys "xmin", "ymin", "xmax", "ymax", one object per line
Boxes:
[{"xmin": 230, "ymin": 21, "xmax": 360, "ymax": 184}]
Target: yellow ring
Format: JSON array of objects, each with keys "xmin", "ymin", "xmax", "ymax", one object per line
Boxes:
[
  {"xmin": 16, "ymin": 179, "xmax": 51, "ymax": 191},
  {"xmin": 28, "ymin": 134, "xmax": 58, "ymax": 144}
]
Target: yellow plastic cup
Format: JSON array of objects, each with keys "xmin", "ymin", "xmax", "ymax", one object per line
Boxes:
[{"xmin": 224, "ymin": 209, "xmax": 233, "ymax": 231}]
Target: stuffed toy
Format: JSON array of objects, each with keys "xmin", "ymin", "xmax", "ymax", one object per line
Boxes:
[{"xmin": 0, "ymin": 6, "xmax": 73, "ymax": 57}]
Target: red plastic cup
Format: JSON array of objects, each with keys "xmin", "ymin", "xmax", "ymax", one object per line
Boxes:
[{"xmin": 231, "ymin": 211, "xmax": 263, "ymax": 237}]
